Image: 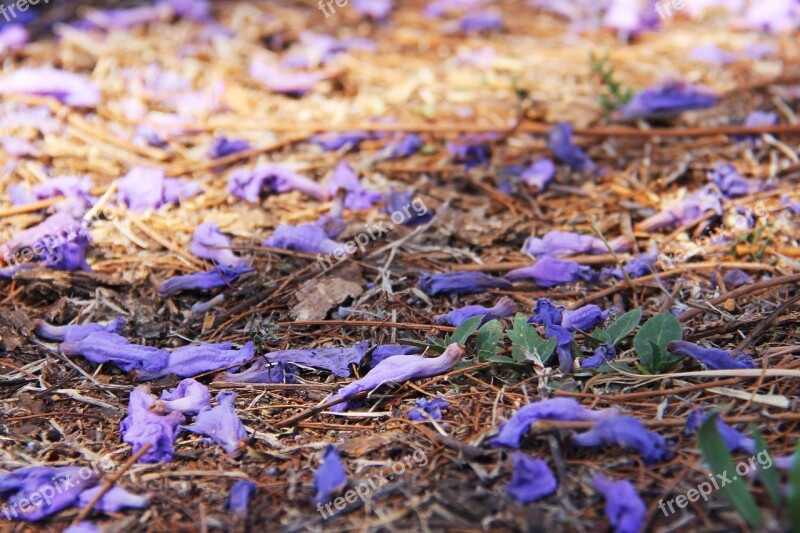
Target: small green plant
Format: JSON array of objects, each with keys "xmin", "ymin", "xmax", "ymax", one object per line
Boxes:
[
  {"xmin": 476, "ymin": 319, "xmax": 504, "ymax": 362},
  {"xmin": 590, "ymin": 51, "xmax": 633, "ymax": 113},
  {"xmin": 589, "ymin": 307, "xmax": 642, "ymax": 348},
  {"xmin": 501, "ymin": 313, "xmax": 557, "ymax": 365},
  {"xmin": 633, "ymin": 311, "xmax": 684, "ymax": 374}
]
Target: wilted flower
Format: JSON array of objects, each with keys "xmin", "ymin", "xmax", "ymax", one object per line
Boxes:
[
  {"xmin": 637, "ymin": 185, "xmax": 723, "ymax": 231},
  {"xmin": 135, "ymin": 342, "xmax": 256, "ymax": 381},
  {"xmin": 529, "ymin": 298, "xmax": 565, "ymax": 327},
  {"xmin": 77, "ymin": 486, "xmax": 151, "ymax": 513},
  {"xmin": 80, "ymin": 5, "xmax": 169, "ymax": 30},
  {"xmin": 262, "ymin": 223, "xmax": 342, "ymax": 255},
  {"xmin": 370, "ymin": 344, "xmax": 422, "ymax": 369},
  {"xmin": 120, "ymin": 385, "xmax": 184, "ymax": 463},
  {"xmin": 314, "ymin": 445, "xmax": 347, "ymax": 503},
  {"xmin": 523, "ymin": 231, "xmax": 630, "ymax": 257},
  {"xmin": 312, "ymin": 131, "xmax": 367, "ymax": 152},
  {"xmin": 151, "ymin": 378, "xmax": 212, "ymax": 415},
  {"xmin": 117, "ymin": 167, "xmax": 202, "ymax": 211},
  {"xmin": 602, "ymin": 252, "xmax": 658, "ymax": 280},
  {"xmin": 582, "ymin": 344, "xmax": 617, "ymax": 368},
  {"xmin": 326, "ymin": 161, "xmax": 382, "ymax": 210},
  {"xmin": 8, "ymin": 176, "xmax": 92, "ymax": 206},
  {"xmin": 158, "ymin": 0, "xmax": 211, "ymax": 20},
  {"xmin": 63, "ymin": 522, "xmax": 100, "ymax": 533},
  {"xmin": 60, "ymin": 332, "xmax": 169, "ymax": 373},
  {"xmin": 0, "ymin": 24, "xmax": 27, "ymax": 54},
  {"xmin": 34, "ymin": 317, "xmax": 125, "ymax": 342},
  {"xmin": 615, "ymin": 81, "xmax": 717, "ymax": 121},
  {"xmin": 0, "ymin": 67, "xmax": 100, "ymax": 107},
  {"xmin": 264, "ymin": 342, "xmax": 369, "ymax": 378},
  {"xmin": 384, "ymin": 190, "xmax": 433, "ymax": 227},
  {"xmin": 418, "ymin": 271, "xmax": 512, "ymax": 296},
  {"xmin": 505, "ymin": 257, "xmax": 597, "ymax": 287},
  {"xmin": 216, "ymin": 358, "xmax": 297, "ymax": 384},
  {"xmin": 667, "ymin": 340, "xmax": 755, "ymax": 370},
  {"xmin": 708, "ymin": 163, "xmax": 766, "ymax": 199},
  {"xmin": 448, "ymin": 137, "xmax": 492, "ymax": 168},
  {"xmin": 0, "ymin": 211, "xmax": 84, "ymax": 260},
  {"xmin": 721, "ymin": 269, "xmax": 753, "ymax": 288},
  {"xmin": 507, "ymin": 453, "xmax": 557, "ymax": 504},
  {"xmin": 561, "ymin": 304, "xmax": 612, "ymax": 332},
  {"xmin": 548, "ymin": 123, "xmax": 595, "ymax": 172},
  {"xmin": 249, "ymin": 59, "xmax": 335, "ymax": 96},
  {"xmin": 593, "ymin": 475, "xmax": 646, "ymax": 533},
  {"xmin": 519, "ymin": 159, "xmax": 556, "ymax": 191},
  {"xmin": 435, "ymin": 296, "xmax": 515, "ymax": 326},
  {"xmin": 190, "ymin": 222, "xmax": 243, "ymax": 267},
  {"xmin": 0, "ymin": 466, "xmax": 98, "ymax": 521},
  {"xmin": 408, "ymin": 397, "xmax": 450, "ymax": 421},
  {"xmin": 228, "ymin": 163, "xmax": 327, "ymax": 202},
  {"xmin": 227, "ymin": 480, "xmax": 257, "ymax": 519},
  {"xmin": 603, "ymin": 0, "xmax": 660, "ymax": 36},
  {"xmin": 572, "ymin": 415, "xmax": 673, "ymax": 464},
  {"xmin": 182, "ymin": 391, "xmax": 248, "ymax": 458},
  {"xmin": 458, "ymin": 10, "xmax": 503, "ymax": 33},
  {"xmin": 685, "ymin": 409, "xmax": 755, "ymax": 454},
  {"xmin": 384, "ymin": 133, "xmax": 424, "ymax": 158},
  {"xmin": 157, "ymin": 264, "xmax": 252, "ymax": 297},
  {"xmin": 546, "ymin": 322, "xmax": 574, "ymax": 374},
  {"xmin": 209, "ymin": 137, "xmax": 250, "ymax": 159}
]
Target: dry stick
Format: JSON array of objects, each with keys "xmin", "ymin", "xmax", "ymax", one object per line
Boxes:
[
  {"xmin": 0, "ymin": 197, "xmax": 63, "ymax": 219},
  {"xmin": 734, "ymin": 292, "xmax": 800, "ymax": 352},
  {"xmin": 278, "ymin": 319, "xmax": 456, "ymax": 332},
  {"xmin": 70, "ymin": 442, "xmax": 152, "ymax": 526}
]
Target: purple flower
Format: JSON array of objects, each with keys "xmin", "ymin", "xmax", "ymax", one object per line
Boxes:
[
  {"xmin": 561, "ymin": 304, "xmax": 612, "ymax": 332},
  {"xmin": 209, "ymin": 137, "xmax": 250, "ymax": 159},
  {"xmin": 572, "ymin": 415, "xmax": 673, "ymax": 464},
  {"xmin": 2, "ymin": 136, "xmax": 39, "ymax": 158},
  {"xmin": 448, "ymin": 138, "xmax": 492, "ymax": 168},
  {"xmin": 424, "ymin": 0, "xmax": 483, "ymax": 17},
  {"xmin": 615, "ymin": 81, "xmax": 718, "ymax": 121},
  {"xmin": 227, "ymin": 480, "xmax": 257, "ymax": 518},
  {"xmin": 637, "ymin": 185, "xmax": 722, "ymax": 231},
  {"xmin": 326, "ymin": 162, "xmax": 382, "ymax": 210},
  {"xmin": 741, "ymin": 0, "xmax": 800, "ymax": 33},
  {"xmin": 783, "ymin": 195, "xmax": 800, "ymax": 216},
  {"xmin": 77, "ymin": 486, "xmax": 151, "ymax": 513},
  {"xmin": 64, "ymin": 522, "xmax": 100, "ymax": 533},
  {"xmin": 722, "ymin": 269, "xmax": 753, "ymax": 288},
  {"xmin": 120, "ymin": 385, "xmax": 184, "ymax": 463},
  {"xmin": 582, "ymin": 344, "xmax": 617, "ymax": 368},
  {"xmin": 384, "ymin": 134, "xmax": 424, "ymax": 158},
  {"xmin": 135, "ymin": 342, "xmax": 256, "ymax": 381},
  {"xmin": 506, "ymin": 257, "xmax": 597, "ymax": 287},
  {"xmin": 548, "ymin": 123, "xmax": 595, "ymax": 173},
  {"xmin": 190, "ymin": 222, "xmax": 243, "ymax": 267},
  {"xmin": 182, "ymin": 391, "xmax": 248, "ymax": 458},
  {"xmin": 329, "ymin": 343, "xmax": 465, "ymax": 412},
  {"xmin": 603, "ymin": 0, "xmax": 660, "ymax": 36},
  {"xmin": 667, "ymin": 340, "xmax": 755, "ymax": 370},
  {"xmin": 34, "ymin": 317, "xmax": 125, "ymax": 342},
  {"xmin": 418, "ymin": 271, "xmax": 512, "ymax": 296},
  {"xmin": 0, "ymin": 68, "xmax": 100, "ymax": 107},
  {"xmin": 708, "ymin": 163, "xmax": 766, "ymax": 198},
  {"xmin": 529, "ymin": 298, "xmax": 565, "ymax": 327},
  {"xmin": 158, "ymin": 0, "xmax": 211, "ymax": 20},
  {"xmin": 0, "ymin": 211, "xmax": 85, "ymax": 260},
  {"xmin": 151, "ymin": 378, "xmax": 212, "ymax": 415},
  {"xmin": 523, "ymin": 231, "xmax": 630, "ymax": 257},
  {"xmin": 312, "ymin": 131, "xmax": 368, "ymax": 151},
  {"xmin": 507, "ymin": 453, "xmax": 557, "ymax": 504},
  {"xmin": 685, "ymin": 409, "xmax": 754, "ymax": 454},
  {"xmin": 519, "ymin": 159, "xmax": 555, "ymax": 191},
  {"xmin": 314, "ymin": 445, "xmax": 347, "ymax": 503},
  {"xmin": 157, "ymin": 264, "xmax": 252, "ymax": 297},
  {"xmin": 0, "ymin": 24, "xmax": 27, "ymax": 54},
  {"xmin": 8, "ymin": 176, "xmax": 92, "ymax": 206},
  {"xmin": 370, "ymin": 344, "xmax": 422, "ymax": 369},
  {"xmin": 60, "ymin": 332, "xmax": 169, "ymax": 373},
  {"xmin": 384, "ymin": 190, "xmax": 433, "ymax": 227},
  {"xmin": 490, "ymin": 398, "xmax": 620, "ymax": 448},
  {"xmin": 264, "ymin": 342, "xmax": 369, "ymax": 378},
  {"xmin": 249, "ymin": 60, "xmax": 334, "ymax": 97},
  {"xmin": 745, "ymin": 110, "xmax": 778, "ymax": 128},
  {"xmin": 546, "ymin": 322, "xmax": 574, "ymax": 374},
  {"xmin": 216, "ymin": 359, "xmax": 297, "ymax": 384},
  {"xmin": 408, "ymin": 397, "xmax": 450, "ymax": 421},
  {"xmin": 593, "ymin": 475, "xmax": 646, "ymax": 533},
  {"xmin": 228, "ymin": 163, "xmax": 327, "ymax": 202},
  {"xmin": 602, "ymin": 252, "xmax": 658, "ymax": 280},
  {"xmin": 435, "ymin": 296, "xmax": 515, "ymax": 327},
  {"xmin": 117, "ymin": 167, "xmax": 202, "ymax": 211},
  {"xmin": 352, "ymin": 0, "xmax": 394, "ymax": 19},
  {"xmin": 0, "ymin": 466, "xmax": 98, "ymax": 521},
  {"xmin": 458, "ymin": 10, "xmax": 504, "ymax": 33},
  {"xmin": 81, "ymin": 5, "xmax": 169, "ymax": 29},
  {"xmin": 262, "ymin": 223, "xmax": 342, "ymax": 255},
  {"xmin": 284, "ymin": 32, "xmax": 376, "ymax": 68}
]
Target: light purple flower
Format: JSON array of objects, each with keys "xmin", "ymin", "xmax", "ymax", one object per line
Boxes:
[
  {"xmin": 182, "ymin": 391, "xmax": 248, "ymax": 458},
  {"xmin": 708, "ymin": 163, "xmax": 766, "ymax": 199},
  {"xmin": 418, "ymin": 271, "xmax": 512, "ymax": 296},
  {"xmin": 572, "ymin": 415, "xmax": 673, "ymax": 464},
  {"xmin": 78, "ymin": 486, "xmax": 151, "ymax": 513},
  {"xmin": 264, "ymin": 342, "xmax": 369, "ymax": 378},
  {"xmin": 435, "ymin": 296, "xmax": 515, "ymax": 327},
  {"xmin": 262, "ymin": 223, "xmax": 342, "ymax": 255},
  {"xmin": 603, "ymin": 0, "xmax": 660, "ymax": 36},
  {"xmin": 0, "ymin": 211, "xmax": 85, "ymax": 259},
  {"xmin": 1, "ymin": 466, "xmax": 98, "ymax": 521},
  {"xmin": 722, "ymin": 269, "xmax": 753, "ymax": 288},
  {"xmin": 548, "ymin": 123, "xmax": 595, "ymax": 173},
  {"xmin": 284, "ymin": 32, "xmax": 376, "ymax": 68},
  {"xmin": 117, "ymin": 167, "xmax": 202, "ymax": 211},
  {"xmin": 8, "ymin": 176, "xmax": 92, "ymax": 206},
  {"xmin": 135, "ymin": 342, "xmax": 256, "ymax": 381},
  {"xmin": 326, "ymin": 161, "xmax": 382, "ymax": 210},
  {"xmin": 249, "ymin": 60, "xmax": 335, "ymax": 97},
  {"xmin": 227, "ymin": 480, "xmax": 257, "ymax": 518},
  {"xmin": 158, "ymin": 0, "xmax": 211, "ymax": 20},
  {"xmin": 312, "ymin": 131, "xmax": 368, "ymax": 151},
  {"xmin": 424, "ymin": 0, "xmax": 483, "ymax": 18},
  {"xmin": 81, "ymin": 5, "xmax": 169, "ymax": 29},
  {"xmin": 2, "ymin": 136, "xmax": 39, "ymax": 158},
  {"xmin": 582, "ymin": 344, "xmax": 617, "ymax": 368},
  {"xmin": 384, "ymin": 134, "xmax": 424, "ymax": 158},
  {"xmin": 507, "ymin": 453, "xmax": 557, "ymax": 504},
  {"xmin": 637, "ymin": 185, "xmax": 722, "ymax": 231},
  {"xmin": 216, "ymin": 358, "xmax": 297, "ymax": 384},
  {"xmin": 157, "ymin": 264, "xmax": 253, "ymax": 297},
  {"xmin": 506, "ymin": 257, "xmax": 597, "ymax": 287},
  {"xmin": 34, "ymin": 317, "xmax": 125, "ymax": 342},
  {"xmin": 314, "ymin": 445, "xmax": 347, "ymax": 503},
  {"xmin": 667, "ymin": 340, "xmax": 755, "ymax": 370},
  {"xmin": 190, "ymin": 222, "xmax": 243, "ymax": 267},
  {"xmin": 783, "ymin": 195, "xmax": 800, "ymax": 216},
  {"xmin": 370, "ymin": 344, "xmax": 422, "ymax": 369},
  {"xmin": 458, "ymin": 10, "xmax": 503, "ymax": 32},
  {"xmin": 615, "ymin": 81, "xmax": 718, "ymax": 121},
  {"xmin": 228, "ymin": 163, "xmax": 327, "ymax": 202},
  {"xmin": 0, "ymin": 68, "xmax": 101, "ymax": 107},
  {"xmin": 63, "ymin": 522, "xmax": 100, "ymax": 533},
  {"xmin": 519, "ymin": 159, "xmax": 555, "ymax": 191},
  {"xmin": 0, "ymin": 24, "xmax": 27, "ymax": 53},
  {"xmin": 490, "ymin": 397, "xmax": 620, "ymax": 448},
  {"xmin": 408, "ymin": 397, "xmax": 450, "ymax": 421},
  {"xmin": 120, "ymin": 385, "xmax": 184, "ymax": 463},
  {"xmin": 328, "ymin": 343, "xmax": 465, "ymax": 412},
  {"xmin": 740, "ymin": 0, "xmax": 800, "ymax": 33},
  {"xmin": 602, "ymin": 252, "xmax": 658, "ymax": 280},
  {"xmin": 745, "ymin": 110, "xmax": 778, "ymax": 128},
  {"xmin": 352, "ymin": 0, "xmax": 394, "ymax": 19},
  {"xmin": 151, "ymin": 378, "xmax": 212, "ymax": 415},
  {"xmin": 60, "ymin": 332, "xmax": 169, "ymax": 373},
  {"xmin": 685, "ymin": 409, "xmax": 754, "ymax": 454},
  {"xmin": 209, "ymin": 137, "xmax": 250, "ymax": 159},
  {"xmin": 561, "ymin": 304, "xmax": 612, "ymax": 331},
  {"xmin": 593, "ymin": 475, "xmax": 646, "ymax": 533},
  {"xmin": 523, "ymin": 231, "xmax": 630, "ymax": 257}
]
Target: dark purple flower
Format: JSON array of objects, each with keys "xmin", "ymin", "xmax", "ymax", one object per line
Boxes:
[
  {"xmin": 546, "ymin": 322, "xmax": 574, "ymax": 374},
  {"xmin": 523, "ymin": 231, "xmax": 630, "ymax": 257},
  {"xmin": 709, "ymin": 163, "xmax": 766, "ymax": 199},
  {"xmin": 42, "ymin": 232, "xmax": 92, "ymax": 272},
  {"xmin": 264, "ymin": 342, "xmax": 369, "ymax": 378},
  {"xmin": 448, "ymin": 138, "xmax": 492, "ymax": 168},
  {"xmin": 352, "ymin": 0, "xmax": 393, "ymax": 19},
  {"xmin": 507, "ymin": 453, "xmax": 557, "ymax": 504},
  {"xmin": 561, "ymin": 304, "xmax": 612, "ymax": 332},
  {"xmin": 151, "ymin": 378, "xmax": 212, "ymax": 415},
  {"xmin": 615, "ymin": 81, "xmax": 718, "ymax": 121},
  {"xmin": 458, "ymin": 10, "xmax": 504, "ymax": 32},
  {"xmin": 685, "ymin": 409, "xmax": 754, "ymax": 454},
  {"xmin": 0, "ymin": 68, "xmax": 100, "ymax": 107},
  {"xmin": 135, "ymin": 342, "xmax": 256, "ymax": 381},
  {"xmin": 329, "ymin": 343, "xmax": 465, "ymax": 412},
  {"xmin": 8, "ymin": 176, "xmax": 92, "ymax": 206},
  {"xmin": 1, "ymin": 466, "xmax": 98, "ymax": 521},
  {"xmin": 249, "ymin": 60, "xmax": 335, "ymax": 97},
  {"xmin": 190, "ymin": 222, "xmax": 243, "ymax": 267},
  {"xmin": 384, "ymin": 190, "xmax": 433, "ymax": 227},
  {"xmin": 312, "ymin": 131, "xmax": 368, "ymax": 151},
  {"xmin": 506, "ymin": 257, "xmax": 597, "ymax": 287},
  {"xmin": 435, "ymin": 296, "xmax": 515, "ymax": 327},
  {"xmin": 637, "ymin": 185, "xmax": 722, "ymax": 231},
  {"xmin": 667, "ymin": 340, "xmax": 755, "ymax": 370},
  {"xmin": 262, "ymin": 223, "xmax": 342, "ymax": 255},
  {"xmin": 157, "ymin": 264, "xmax": 252, "ymax": 297},
  {"xmin": 418, "ymin": 271, "xmax": 512, "ymax": 296},
  {"xmin": 60, "ymin": 332, "xmax": 169, "ymax": 373},
  {"xmin": 370, "ymin": 344, "xmax": 422, "ymax": 369},
  {"xmin": 602, "ymin": 252, "xmax": 658, "ymax": 280},
  {"xmin": 548, "ymin": 123, "xmax": 595, "ymax": 173},
  {"xmin": 118, "ymin": 167, "xmax": 202, "ymax": 211},
  {"xmin": 210, "ymin": 137, "xmax": 250, "ymax": 159},
  {"xmin": 314, "ymin": 445, "xmax": 347, "ymax": 503},
  {"xmin": 34, "ymin": 317, "xmax": 125, "ymax": 342},
  {"xmin": 228, "ymin": 163, "xmax": 327, "ymax": 202},
  {"xmin": 582, "ymin": 344, "xmax": 617, "ymax": 368},
  {"xmin": 216, "ymin": 358, "xmax": 297, "ymax": 384},
  {"xmin": 182, "ymin": 391, "xmax": 248, "ymax": 458},
  {"xmin": 227, "ymin": 480, "xmax": 257, "ymax": 518},
  {"xmin": 326, "ymin": 161, "xmax": 382, "ymax": 210},
  {"xmin": 408, "ymin": 397, "xmax": 450, "ymax": 421},
  {"xmin": 593, "ymin": 475, "xmax": 646, "ymax": 533},
  {"xmin": 77, "ymin": 486, "xmax": 151, "ymax": 513},
  {"xmin": 384, "ymin": 134, "xmax": 424, "ymax": 158},
  {"xmin": 519, "ymin": 159, "xmax": 555, "ymax": 191},
  {"xmin": 490, "ymin": 398, "xmax": 620, "ymax": 448},
  {"xmin": 572, "ymin": 415, "xmax": 673, "ymax": 464},
  {"xmin": 722, "ymin": 269, "xmax": 753, "ymax": 288},
  {"xmin": 529, "ymin": 298, "xmax": 564, "ymax": 327},
  {"xmin": 120, "ymin": 385, "xmax": 184, "ymax": 463}
]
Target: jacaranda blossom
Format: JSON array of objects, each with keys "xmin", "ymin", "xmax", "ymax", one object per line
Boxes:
[
  {"xmin": 262, "ymin": 223, "xmax": 342, "ymax": 255},
  {"xmin": 312, "ymin": 131, "xmax": 367, "ymax": 152},
  {"xmin": 216, "ymin": 358, "xmax": 297, "ymax": 384},
  {"xmin": 249, "ymin": 59, "xmax": 335, "ymax": 97},
  {"xmin": 209, "ymin": 137, "xmax": 250, "ymax": 159},
  {"xmin": 77, "ymin": 486, "xmax": 151, "ymax": 513},
  {"xmin": 708, "ymin": 162, "xmax": 766, "ymax": 199},
  {"xmin": 667, "ymin": 340, "xmax": 755, "ymax": 370},
  {"xmin": 34, "ymin": 317, "xmax": 125, "ymax": 342},
  {"xmin": 151, "ymin": 378, "xmax": 212, "ymax": 415},
  {"xmin": 0, "ymin": 466, "xmax": 98, "ymax": 521},
  {"xmin": 190, "ymin": 222, "xmax": 243, "ymax": 267},
  {"xmin": 561, "ymin": 304, "xmax": 612, "ymax": 332},
  {"xmin": 523, "ymin": 231, "xmax": 630, "ymax": 257},
  {"xmin": 529, "ymin": 298, "xmax": 564, "ymax": 327},
  {"xmin": 227, "ymin": 480, "xmax": 257, "ymax": 518},
  {"xmin": 228, "ymin": 163, "xmax": 327, "ymax": 202},
  {"xmin": 0, "ymin": 67, "xmax": 101, "ymax": 107},
  {"xmin": 8, "ymin": 176, "xmax": 92, "ymax": 206},
  {"xmin": 264, "ymin": 342, "xmax": 369, "ymax": 378},
  {"xmin": 370, "ymin": 344, "xmax": 422, "ymax": 369},
  {"xmin": 505, "ymin": 257, "xmax": 597, "ymax": 287},
  {"xmin": 435, "ymin": 296, "xmax": 515, "ymax": 327},
  {"xmin": 448, "ymin": 137, "xmax": 493, "ymax": 168},
  {"xmin": 685, "ymin": 409, "xmax": 755, "ymax": 454},
  {"xmin": 418, "ymin": 271, "xmax": 512, "ymax": 296},
  {"xmin": 59, "ymin": 332, "xmax": 169, "ymax": 373},
  {"xmin": 548, "ymin": 122, "xmax": 595, "ymax": 172},
  {"xmin": 615, "ymin": 80, "xmax": 717, "ymax": 121},
  {"xmin": 408, "ymin": 397, "xmax": 450, "ymax": 421},
  {"xmin": 120, "ymin": 385, "xmax": 184, "ymax": 463},
  {"xmin": 117, "ymin": 167, "xmax": 202, "ymax": 212},
  {"xmin": 572, "ymin": 415, "xmax": 674, "ymax": 464},
  {"xmin": 326, "ymin": 161, "xmax": 382, "ymax": 210},
  {"xmin": 506, "ymin": 453, "xmax": 557, "ymax": 504},
  {"xmin": 182, "ymin": 391, "xmax": 248, "ymax": 458},
  {"xmin": 458, "ymin": 10, "xmax": 503, "ymax": 33},
  {"xmin": 637, "ymin": 185, "xmax": 722, "ymax": 231},
  {"xmin": 157, "ymin": 264, "xmax": 252, "ymax": 297},
  {"xmin": 582, "ymin": 344, "xmax": 617, "ymax": 369},
  {"xmin": 314, "ymin": 445, "xmax": 347, "ymax": 503},
  {"xmin": 593, "ymin": 475, "xmax": 646, "ymax": 533},
  {"xmin": 519, "ymin": 159, "xmax": 556, "ymax": 191},
  {"xmin": 546, "ymin": 322, "xmax": 574, "ymax": 374},
  {"xmin": 135, "ymin": 342, "xmax": 256, "ymax": 381}
]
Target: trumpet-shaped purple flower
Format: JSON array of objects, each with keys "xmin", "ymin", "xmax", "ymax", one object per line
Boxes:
[
  {"xmin": 548, "ymin": 123, "xmax": 595, "ymax": 173},
  {"xmin": 418, "ymin": 271, "xmax": 512, "ymax": 296},
  {"xmin": 0, "ymin": 211, "xmax": 84, "ymax": 259},
  {"xmin": 352, "ymin": 0, "xmax": 393, "ymax": 19},
  {"xmin": 561, "ymin": 304, "xmax": 612, "ymax": 332},
  {"xmin": 157, "ymin": 264, "xmax": 252, "ymax": 297},
  {"xmin": 0, "ymin": 68, "xmax": 101, "ymax": 107},
  {"xmin": 602, "ymin": 252, "xmax": 659, "ymax": 280},
  {"xmin": 135, "ymin": 342, "xmax": 256, "ymax": 381},
  {"xmin": 572, "ymin": 415, "xmax": 673, "ymax": 464},
  {"xmin": 667, "ymin": 340, "xmax": 755, "ymax": 370},
  {"xmin": 312, "ymin": 131, "xmax": 368, "ymax": 151},
  {"xmin": 708, "ymin": 163, "xmax": 766, "ymax": 199},
  {"xmin": 523, "ymin": 231, "xmax": 631, "ymax": 257},
  {"xmin": 529, "ymin": 298, "xmax": 564, "ymax": 327},
  {"xmin": 408, "ymin": 397, "xmax": 450, "ymax": 421},
  {"xmin": 262, "ymin": 223, "xmax": 342, "ymax": 255},
  {"xmin": 190, "ymin": 222, "xmax": 243, "ymax": 267},
  {"xmin": 637, "ymin": 185, "xmax": 723, "ymax": 231},
  {"xmin": 329, "ymin": 343, "xmax": 465, "ymax": 412},
  {"xmin": 117, "ymin": 167, "xmax": 202, "ymax": 211},
  {"xmin": 458, "ymin": 10, "xmax": 504, "ymax": 32},
  {"xmin": 151, "ymin": 378, "xmax": 212, "ymax": 415},
  {"xmin": 228, "ymin": 163, "xmax": 326, "ymax": 202},
  {"xmin": 384, "ymin": 190, "xmax": 433, "ymax": 227},
  {"xmin": 546, "ymin": 322, "xmax": 574, "ymax": 374},
  {"xmin": 8, "ymin": 176, "xmax": 92, "ymax": 206},
  {"xmin": 615, "ymin": 81, "xmax": 717, "ymax": 121},
  {"xmin": 314, "ymin": 445, "xmax": 347, "ymax": 503},
  {"xmin": 722, "ymin": 269, "xmax": 753, "ymax": 288},
  {"xmin": 685, "ymin": 409, "xmax": 755, "ymax": 454},
  {"xmin": 582, "ymin": 344, "xmax": 617, "ymax": 368},
  {"xmin": 265, "ymin": 342, "xmax": 368, "ymax": 378},
  {"xmin": 593, "ymin": 475, "xmax": 646, "ymax": 533},
  {"xmin": 121, "ymin": 385, "xmax": 184, "ymax": 463},
  {"xmin": 519, "ymin": 159, "xmax": 555, "ymax": 191},
  {"xmin": 227, "ymin": 480, "xmax": 257, "ymax": 518},
  {"xmin": 507, "ymin": 453, "xmax": 557, "ymax": 504},
  {"xmin": 491, "ymin": 398, "xmax": 620, "ymax": 448},
  {"xmin": 182, "ymin": 391, "xmax": 248, "ymax": 458},
  {"xmin": 1, "ymin": 466, "xmax": 98, "ymax": 521},
  {"xmin": 435, "ymin": 296, "xmax": 515, "ymax": 327},
  {"xmin": 209, "ymin": 137, "xmax": 250, "ymax": 159},
  {"xmin": 249, "ymin": 60, "xmax": 335, "ymax": 97},
  {"xmin": 34, "ymin": 317, "xmax": 125, "ymax": 342},
  {"xmin": 60, "ymin": 332, "xmax": 169, "ymax": 373},
  {"xmin": 370, "ymin": 344, "xmax": 422, "ymax": 369},
  {"xmin": 216, "ymin": 358, "xmax": 297, "ymax": 384},
  {"xmin": 77, "ymin": 486, "xmax": 151, "ymax": 513},
  {"xmin": 384, "ymin": 134, "xmax": 424, "ymax": 158},
  {"xmin": 326, "ymin": 161, "xmax": 382, "ymax": 210},
  {"xmin": 448, "ymin": 138, "xmax": 492, "ymax": 168},
  {"xmin": 506, "ymin": 257, "xmax": 597, "ymax": 287}
]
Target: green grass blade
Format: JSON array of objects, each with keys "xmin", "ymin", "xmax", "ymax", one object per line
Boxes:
[
  {"xmin": 750, "ymin": 425, "xmax": 782, "ymax": 506},
  {"xmin": 789, "ymin": 441, "xmax": 800, "ymax": 532}
]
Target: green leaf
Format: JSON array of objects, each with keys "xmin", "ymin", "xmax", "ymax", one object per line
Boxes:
[
  {"xmin": 633, "ymin": 311, "xmax": 683, "ymax": 371},
  {"xmin": 789, "ymin": 442, "xmax": 800, "ymax": 533},
  {"xmin": 604, "ymin": 307, "xmax": 642, "ymax": 346},
  {"xmin": 697, "ymin": 414, "xmax": 762, "ymax": 529},
  {"xmin": 445, "ymin": 315, "xmax": 485, "ymax": 346},
  {"xmin": 589, "ymin": 328, "xmax": 613, "ymax": 345},
  {"xmin": 398, "ymin": 338, "xmax": 444, "ymax": 354},
  {"xmin": 750, "ymin": 425, "xmax": 782, "ymax": 506},
  {"xmin": 508, "ymin": 313, "xmax": 556, "ymax": 364},
  {"xmin": 476, "ymin": 320, "xmax": 504, "ymax": 363}
]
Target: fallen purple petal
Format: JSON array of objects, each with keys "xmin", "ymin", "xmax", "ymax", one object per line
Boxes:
[
  {"xmin": 227, "ymin": 480, "xmax": 257, "ymax": 518},
  {"xmin": 135, "ymin": 342, "xmax": 256, "ymax": 381},
  {"xmin": 34, "ymin": 317, "xmax": 125, "ymax": 342},
  {"xmin": 667, "ymin": 340, "xmax": 755, "ymax": 370},
  {"xmin": 78, "ymin": 486, "xmax": 151, "ymax": 513},
  {"xmin": 418, "ymin": 271, "xmax": 512, "ymax": 296},
  {"xmin": 182, "ymin": 391, "xmax": 248, "ymax": 458},
  {"xmin": 120, "ymin": 385, "xmax": 184, "ymax": 463},
  {"xmin": 593, "ymin": 475, "xmax": 646, "ymax": 533},
  {"xmin": 506, "ymin": 257, "xmax": 597, "ymax": 287},
  {"xmin": 190, "ymin": 221, "xmax": 243, "ymax": 267},
  {"xmin": 0, "ymin": 68, "xmax": 101, "ymax": 107},
  {"xmin": 548, "ymin": 122, "xmax": 595, "ymax": 172},
  {"xmin": 507, "ymin": 453, "xmax": 557, "ymax": 504},
  {"xmin": 157, "ymin": 264, "xmax": 253, "ymax": 297},
  {"xmin": 60, "ymin": 332, "xmax": 169, "ymax": 373},
  {"xmin": 561, "ymin": 304, "xmax": 612, "ymax": 331},
  {"xmin": 615, "ymin": 81, "xmax": 718, "ymax": 121},
  {"xmin": 572, "ymin": 415, "xmax": 674, "ymax": 464},
  {"xmin": 314, "ymin": 445, "xmax": 347, "ymax": 503},
  {"xmin": 216, "ymin": 358, "xmax": 297, "ymax": 384},
  {"xmin": 151, "ymin": 378, "xmax": 212, "ymax": 415},
  {"xmin": 264, "ymin": 342, "xmax": 369, "ymax": 378},
  {"xmin": 435, "ymin": 296, "xmax": 515, "ymax": 326},
  {"xmin": 408, "ymin": 397, "xmax": 450, "ymax": 421}
]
